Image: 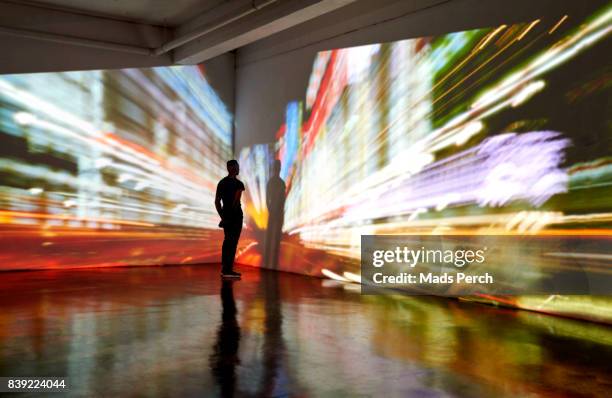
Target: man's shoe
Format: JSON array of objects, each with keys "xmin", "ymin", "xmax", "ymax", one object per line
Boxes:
[{"xmin": 221, "ymin": 271, "xmax": 241, "ymax": 278}]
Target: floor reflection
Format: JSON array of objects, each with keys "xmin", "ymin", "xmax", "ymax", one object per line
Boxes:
[
  {"xmin": 0, "ymin": 265, "xmax": 611, "ymax": 397},
  {"xmin": 210, "ymin": 279, "xmax": 241, "ymax": 397}
]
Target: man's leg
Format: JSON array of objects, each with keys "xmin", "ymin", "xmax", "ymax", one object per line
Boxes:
[
  {"xmin": 222, "ymin": 223, "xmax": 232, "ymax": 274},
  {"xmin": 227, "ymin": 220, "xmax": 242, "ymax": 272},
  {"xmin": 222, "ymin": 219, "xmax": 242, "ymax": 275}
]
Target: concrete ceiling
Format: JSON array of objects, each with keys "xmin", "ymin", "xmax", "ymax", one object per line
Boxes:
[
  {"xmin": 14, "ymin": 0, "xmax": 227, "ymax": 26},
  {"xmin": 0, "ymin": 0, "xmax": 362, "ymax": 73},
  {"xmin": 2, "ymin": 0, "xmax": 601, "ymax": 76}
]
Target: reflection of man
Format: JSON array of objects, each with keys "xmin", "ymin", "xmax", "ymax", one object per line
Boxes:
[
  {"xmin": 259, "ymin": 270, "xmax": 286, "ymax": 394},
  {"xmin": 264, "ymin": 160, "xmax": 286, "ymax": 269},
  {"xmin": 209, "ymin": 279, "xmax": 241, "ymax": 397},
  {"xmin": 215, "ymin": 160, "xmax": 244, "ymax": 278}
]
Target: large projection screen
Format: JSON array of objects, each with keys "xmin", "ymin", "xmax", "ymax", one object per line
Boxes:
[
  {"xmin": 0, "ymin": 65, "xmax": 233, "ymax": 270},
  {"xmin": 235, "ymin": 4, "xmax": 611, "ymax": 321}
]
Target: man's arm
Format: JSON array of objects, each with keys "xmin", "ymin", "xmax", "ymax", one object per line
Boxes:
[{"xmin": 215, "ymin": 185, "xmax": 223, "ymax": 218}]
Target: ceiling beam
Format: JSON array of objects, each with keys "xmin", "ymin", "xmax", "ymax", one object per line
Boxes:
[
  {"xmin": 154, "ymin": 0, "xmax": 278, "ymax": 56},
  {"xmin": 173, "ymin": 0, "xmax": 358, "ymax": 64},
  {"xmin": 0, "ymin": 1, "xmax": 169, "ymax": 48}
]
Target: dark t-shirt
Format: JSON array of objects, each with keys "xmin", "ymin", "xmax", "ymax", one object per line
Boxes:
[{"xmin": 216, "ymin": 177, "xmax": 245, "ymax": 219}]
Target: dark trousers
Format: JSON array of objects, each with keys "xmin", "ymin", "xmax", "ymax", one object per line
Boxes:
[{"xmin": 222, "ymin": 218, "xmax": 242, "ymax": 273}]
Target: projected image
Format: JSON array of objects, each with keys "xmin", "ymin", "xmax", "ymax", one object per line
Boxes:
[
  {"xmin": 237, "ymin": 5, "xmax": 611, "ymax": 319},
  {"xmin": 0, "ymin": 65, "xmax": 233, "ymax": 270}
]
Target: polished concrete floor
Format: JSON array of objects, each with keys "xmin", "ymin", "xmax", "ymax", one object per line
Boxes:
[{"xmin": 0, "ymin": 265, "xmax": 611, "ymax": 397}]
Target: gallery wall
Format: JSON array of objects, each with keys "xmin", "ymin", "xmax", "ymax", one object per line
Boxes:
[{"xmin": 232, "ymin": 0, "xmax": 611, "ymax": 322}]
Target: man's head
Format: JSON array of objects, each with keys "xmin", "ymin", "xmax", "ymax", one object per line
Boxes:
[
  {"xmin": 272, "ymin": 159, "xmax": 281, "ymax": 176},
  {"xmin": 227, "ymin": 159, "xmax": 239, "ymax": 176}
]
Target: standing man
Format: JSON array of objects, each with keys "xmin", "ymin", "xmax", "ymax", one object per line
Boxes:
[{"xmin": 215, "ymin": 159, "xmax": 244, "ymax": 278}]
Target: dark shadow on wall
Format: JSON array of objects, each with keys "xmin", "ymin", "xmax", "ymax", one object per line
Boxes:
[{"xmin": 264, "ymin": 159, "xmax": 286, "ymax": 270}]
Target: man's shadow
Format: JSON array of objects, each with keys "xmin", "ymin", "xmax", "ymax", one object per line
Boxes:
[{"xmin": 264, "ymin": 160, "xmax": 286, "ymax": 270}]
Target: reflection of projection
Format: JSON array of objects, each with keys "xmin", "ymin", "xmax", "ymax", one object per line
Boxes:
[
  {"xmin": 0, "ymin": 65, "xmax": 232, "ymax": 270},
  {"xmin": 238, "ymin": 4, "xmax": 612, "ymax": 321}
]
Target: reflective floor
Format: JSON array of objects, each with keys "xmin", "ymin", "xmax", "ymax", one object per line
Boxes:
[{"xmin": 1, "ymin": 265, "xmax": 611, "ymax": 397}]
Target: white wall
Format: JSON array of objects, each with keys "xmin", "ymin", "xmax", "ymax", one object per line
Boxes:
[
  {"xmin": 234, "ymin": 0, "xmax": 606, "ymax": 150},
  {"xmin": 201, "ymin": 52, "xmax": 237, "ymax": 132}
]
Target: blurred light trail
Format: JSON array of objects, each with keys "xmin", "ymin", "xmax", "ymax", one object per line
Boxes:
[
  {"xmin": 321, "ymin": 268, "xmax": 349, "ymax": 282},
  {"xmin": 549, "ymin": 15, "xmax": 569, "ymax": 34},
  {"xmin": 517, "ymin": 19, "xmax": 540, "ymax": 41},
  {"xmin": 478, "ymin": 25, "xmax": 507, "ymax": 50},
  {"xmin": 0, "ymin": 210, "xmax": 155, "ymax": 227}
]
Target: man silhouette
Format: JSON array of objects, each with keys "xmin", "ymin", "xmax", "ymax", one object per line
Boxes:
[{"xmin": 215, "ymin": 159, "xmax": 244, "ymax": 278}]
